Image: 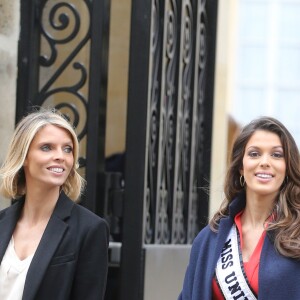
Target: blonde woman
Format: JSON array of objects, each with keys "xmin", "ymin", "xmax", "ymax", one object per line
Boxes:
[{"xmin": 0, "ymin": 109, "xmax": 109, "ymax": 300}]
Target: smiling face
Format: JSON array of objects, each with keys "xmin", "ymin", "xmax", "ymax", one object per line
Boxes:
[
  {"xmin": 241, "ymin": 130, "xmax": 286, "ymax": 201},
  {"xmin": 23, "ymin": 124, "xmax": 74, "ymax": 192}
]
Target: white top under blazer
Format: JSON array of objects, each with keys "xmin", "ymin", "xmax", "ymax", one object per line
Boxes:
[{"xmin": 0, "ymin": 238, "xmax": 33, "ymax": 300}]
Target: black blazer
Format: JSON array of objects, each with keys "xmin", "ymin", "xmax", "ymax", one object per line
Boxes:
[{"xmin": 0, "ymin": 192, "xmax": 109, "ymax": 300}]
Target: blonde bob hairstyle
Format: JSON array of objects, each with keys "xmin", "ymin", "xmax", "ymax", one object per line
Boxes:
[{"xmin": 0, "ymin": 109, "xmax": 85, "ymax": 200}]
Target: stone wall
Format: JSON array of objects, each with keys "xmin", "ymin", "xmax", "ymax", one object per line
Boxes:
[{"xmin": 0, "ymin": 0, "xmax": 19, "ymax": 209}]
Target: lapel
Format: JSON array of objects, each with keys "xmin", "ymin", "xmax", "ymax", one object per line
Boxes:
[
  {"xmin": 22, "ymin": 192, "xmax": 74, "ymax": 300},
  {"xmin": 211, "ymin": 193, "xmax": 246, "ymax": 278},
  {"xmin": 0, "ymin": 199, "xmax": 24, "ymax": 263}
]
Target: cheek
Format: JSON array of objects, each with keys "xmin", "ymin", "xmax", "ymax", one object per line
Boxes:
[
  {"xmin": 67, "ymin": 156, "xmax": 74, "ymax": 168},
  {"xmin": 280, "ymin": 166, "xmax": 287, "ymax": 177},
  {"xmin": 241, "ymin": 160, "xmax": 252, "ymax": 173},
  {"xmin": 277, "ymin": 161, "xmax": 286, "ymax": 172}
]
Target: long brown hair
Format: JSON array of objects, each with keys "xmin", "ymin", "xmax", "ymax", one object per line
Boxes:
[{"xmin": 210, "ymin": 116, "xmax": 300, "ymax": 258}]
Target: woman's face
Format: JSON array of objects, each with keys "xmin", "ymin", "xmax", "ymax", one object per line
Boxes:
[
  {"xmin": 23, "ymin": 124, "xmax": 74, "ymax": 191},
  {"xmin": 240, "ymin": 130, "xmax": 286, "ymax": 200}
]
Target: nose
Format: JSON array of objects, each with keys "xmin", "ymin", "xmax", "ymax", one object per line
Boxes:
[
  {"xmin": 259, "ymin": 154, "xmax": 270, "ymax": 167},
  {"xmin": 54, "ymin": 149, "xmax": 65, "ymax": 161}
]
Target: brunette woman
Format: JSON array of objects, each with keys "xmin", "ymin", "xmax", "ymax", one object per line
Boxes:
[{"xmin": 179, "ymin": 116, "xmax": 300, "ymax": 299}]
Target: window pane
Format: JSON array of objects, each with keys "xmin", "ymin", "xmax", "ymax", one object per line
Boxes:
[
  {"xmin": 233, "ymin": 88, "xmax": 266, "ymax": 125},
  {"xmin": 237, "ymin": 46, "xmax": 267, "ymax": 83},
  {"xmin": 239, "ymin": 1, "xmax": 268, "ymax": 41},
  {"xmin": 277, "ymin": 47, "xmax": 300, "ymax": 84},
  {"xmin": 275, "ymin": 90, "xmax": 300, "ymax": 146},
  {"xmin": 279, "ymin": 4, "xmax": 300, "ymax": 41}
]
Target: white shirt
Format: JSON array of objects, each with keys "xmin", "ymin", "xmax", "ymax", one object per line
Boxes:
[{"xmin": 0, "ymin": 238, "xmax": 34, "ymax": 300}]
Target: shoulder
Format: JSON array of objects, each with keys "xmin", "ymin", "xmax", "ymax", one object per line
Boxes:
[
  {"xmin": 189, "ymin": 225, "xmax": 216, "ymax": 257},
  {"xmin": 0, "ymin": 198, "xmax": 24, "ymax": 220},
  {"xmin": 55, "ymin": 192, "xmax": 109, "ymax": 233},
  {"xmin": 0, "ymin": 206, "xmax": 9, "ymax": 220},
  {"xmin": 0, "ymin": 204, "xmax": 10, "ymax": 216},
  {"xmin": 192, "ymin": 225, "xmax": 215, "ymax": 244},
  {"xmin": 71, "ymin": 204, "xmax": 109, "ymax": 248},
  {"xmin": 72, "ymin": 202, "xmax": 108, "ymax": 229}
]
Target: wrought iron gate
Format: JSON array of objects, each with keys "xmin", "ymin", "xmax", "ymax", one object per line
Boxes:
[
  {"xmin": 120, "ymin": 0, "xmax": 218, "ymax": 299},
  {"xmin": 16, "ymin": 0, "xmax": 110, "ymax": 213},
  {"xmin": 16, "ymin": 0, "xmax": 218, "ymax": 299}
]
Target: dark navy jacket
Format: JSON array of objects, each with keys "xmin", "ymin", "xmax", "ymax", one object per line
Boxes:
[{"xmin": 178, "ymin": 194, "xmax": 300, "ymax": 299}]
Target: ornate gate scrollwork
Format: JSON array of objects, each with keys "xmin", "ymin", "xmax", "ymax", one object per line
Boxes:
[
  {"xmin": 145, "ymin": 0, "xmax": 214, "ymax": 246},
  {"xmin": 17, "ymin": 0, "xmax": 110, "ymax": 212},
  {"xmin": 120, "ymin": 0, "xmax": 218, "ymax": 298}
]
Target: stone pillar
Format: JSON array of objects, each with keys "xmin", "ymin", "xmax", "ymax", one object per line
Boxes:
[
  {"xmin": 0, "ymin": 0, "xmax": 20, "ymax": 209},
  {"xmin": 210, "ymin": 0, "xmax": 239, "ymax": 217}
]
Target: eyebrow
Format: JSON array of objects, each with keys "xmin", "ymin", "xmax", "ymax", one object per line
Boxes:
[
  {"xmin": 246, "ymin": 145, "xmax": 283, "ymax": 150},
  {"xmin": 36, "ymin": 140, "xmax": 73, "ymax": 146}
]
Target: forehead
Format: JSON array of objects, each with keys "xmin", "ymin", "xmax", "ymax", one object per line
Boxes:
[
  {"xmin": 32, "ymin": 124, "xmax": 73, "ymax": 143},
  {"xmin": 246, "ymin": 130, "xmax": 282, "ymax": 148}
]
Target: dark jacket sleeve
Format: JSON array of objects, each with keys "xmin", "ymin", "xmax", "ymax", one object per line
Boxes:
[
  {"xmin": 71, "ymin": 217, "xmax": 109, "ymax": 300},
  {"xmin": 178, "ymin": 228, "xmax": 208, "ymax": 300}
]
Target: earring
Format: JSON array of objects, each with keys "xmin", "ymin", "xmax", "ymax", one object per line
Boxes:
[{"xmin": 240, "ymin": 175, "xmax": 245, "ymax": 187}]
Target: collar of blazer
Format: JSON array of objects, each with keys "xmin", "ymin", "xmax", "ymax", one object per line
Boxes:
[
  {"xmin": 211, "ymin": 192, "xmax": 247, "ymax": 279},
  {"xmin": 0, "ymin": 192, "xmax": 75, "ymax": 300}
]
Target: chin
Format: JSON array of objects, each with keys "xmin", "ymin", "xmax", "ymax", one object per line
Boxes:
[
  {"xmin": 46, "ymin": 180, "xmax": 67, "ymax": 188},
  {"xmin": 256, "ymin": 190, "xmax": 279, "ymax": 197}
]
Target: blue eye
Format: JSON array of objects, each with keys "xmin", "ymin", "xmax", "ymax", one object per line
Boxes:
[
  {"xmin": 64, "ymin": 146, "xmax": 73, "ymax": 153},
  {"xmin": 41, "ymin": 145, "xmax": 51, "ymax": 151}
]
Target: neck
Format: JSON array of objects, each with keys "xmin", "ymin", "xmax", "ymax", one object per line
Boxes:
[
  {"xmin": 241, "ymin": 197, "xmax": 274, "ymax": 229},
  {"xmin": 242, "ymin": 191, "xmax": 276, "ymax": 228},
  {"xmin": 22, "ymin": 188, "xmax": 60, "ymax": 224},
  {"xmin": 241, "ymin": 206, "xmax": 270, "ymax": 229}
]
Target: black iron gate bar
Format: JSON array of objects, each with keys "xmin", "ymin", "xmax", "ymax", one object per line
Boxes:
[{"xmin": 120, "ymin": 0, "xmax": 217, "ymax": 299}]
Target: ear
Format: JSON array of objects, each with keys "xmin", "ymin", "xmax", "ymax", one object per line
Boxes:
[
  {"xmin": 23, "ymin": 159, "xmax": 28, "ymax": 167},
  {"xmin": 239, "ymin": 169, "xmax": 244, "ymax": 176}
]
